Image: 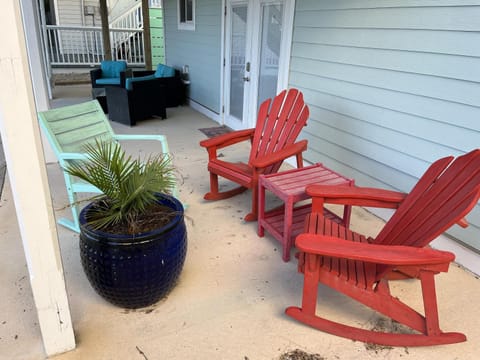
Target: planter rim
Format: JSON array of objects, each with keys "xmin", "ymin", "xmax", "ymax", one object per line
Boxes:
[{"xmin": 79, "ymin": 193, "xmax": 184, "ymax": 244}]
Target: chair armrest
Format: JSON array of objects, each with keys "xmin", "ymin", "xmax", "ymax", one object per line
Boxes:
[
  {"xmin": 296, "ymin": 234, "xmax": 455, "ymax": 267},
  {"xmin": 90, "ymin": 68, "xmax": 102, "ymax": 87},
  {"xmin": 251, "ymin": 140, "xmax": 308, "ymax": 168},
  {"xmin": 306, "ymin": 184, "xmax": 406, "ymax": 209},
  {"xmin": 58, "ymin": 153, "xmax": 90, "ymax": 161},
  {"xmin": 119, "ymin": 69, "xmax": 134, "ymax": 87},
  {"xmin": 132, "ymin": 70, "xmax": 155, "ymax": 77},
  {"xmin": 199, "ymin": 128, "xmax": 255, "ymax": 149},
  {"xmin": 113, "ymin": 134, "xmax": 167, "ymax": 141},
  {"xmin": 57, "ymin": 153, "xmax": 90, "ymax": 167}
]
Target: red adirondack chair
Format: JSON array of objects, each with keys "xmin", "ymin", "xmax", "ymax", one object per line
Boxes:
[
  {"xmin": 286, "ymin": 149, "xmax": 480, "ymax": 346},
  {"xmin": 200, "ymin": 88, "xmax": 309, "ymax": 221}
]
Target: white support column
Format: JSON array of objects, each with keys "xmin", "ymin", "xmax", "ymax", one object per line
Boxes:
[
  {"xmin": 0, "ymin": 1, "xmax": 75, "ymax": 357},
  {"xmin": 21, "ymin": 0, "xmax": 57, "ymax": 163}
]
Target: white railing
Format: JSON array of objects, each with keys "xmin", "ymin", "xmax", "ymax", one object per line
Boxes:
[
  {"xmin": 44, "ymin": 25, "xmax": 145, "ymax": 66},
  {"xmin": 110, "ymin": 3, "xmax": 143, "ymax": 29}
]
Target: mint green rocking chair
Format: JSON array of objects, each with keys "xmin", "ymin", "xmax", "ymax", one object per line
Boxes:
[{"xmin": 38, "ymin": 100, "xmax": 175, "ymax": 233}]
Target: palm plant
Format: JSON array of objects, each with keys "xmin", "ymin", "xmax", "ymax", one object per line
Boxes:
[{"xmin": 65, "ymin": 140, "xmax": 175, "ymax": 232}]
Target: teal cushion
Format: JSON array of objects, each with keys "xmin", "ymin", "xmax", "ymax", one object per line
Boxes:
[
  {"xmin": 100, "ymin": 60, "xmax": 127, "ymax": 78},
  {"xmin": 154, "ymin": 64, "xmax": 175, "ymax": 78},
  {"xmin": 96, "ymin": 77, "xmax": 121, "ymax": 85},
  {"xmin": 125, "ymin": 75, "xmax": 156, "ymax": 90}
]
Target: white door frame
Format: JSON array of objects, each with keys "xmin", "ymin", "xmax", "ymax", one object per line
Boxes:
[{"xmin": 221, "ymin": 0, "xmax": 295, "ymax": 130}]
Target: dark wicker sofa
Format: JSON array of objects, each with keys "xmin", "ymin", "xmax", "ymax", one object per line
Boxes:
[
  {"xmin": 105, "ymin": 78, "xmax": 167, "ymax": 127},
  {"xmin": 128, "ymin": 64, "xmax": 184, "ymax": 108},
  {"xmin": 104, "ymin": 64, "xmax": 184, "ymax": 126}
]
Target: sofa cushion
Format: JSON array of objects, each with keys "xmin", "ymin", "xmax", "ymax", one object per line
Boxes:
[
  {"xmin": 154, "ymin": 64, "xmax": 175, "ymax": 78},
  {"xmin": 125, "ymin": 75, "xmax": 156, "ymax": 91},
  {"xmin": 100, "ymin": 60, "xmax": 127, "ymax": 78},
  {"xmin": 96, "ymin": 77, "xmax": 122, "ymax": 86}
]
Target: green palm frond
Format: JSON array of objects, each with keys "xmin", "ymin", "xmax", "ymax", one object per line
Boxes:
[{"xmin": 65, "ymin": 140, "xmax": 175, "ymax": 230}]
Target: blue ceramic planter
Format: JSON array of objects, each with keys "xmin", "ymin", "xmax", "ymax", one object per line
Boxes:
[{"xmin": 79, "ymin": 193, "xmax": 187, "ymax": 309}]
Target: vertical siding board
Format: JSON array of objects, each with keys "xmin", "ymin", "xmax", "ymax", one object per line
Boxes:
[{"xmin": 291, "ymin": 0, "xmax": 480, "ymax": 250}]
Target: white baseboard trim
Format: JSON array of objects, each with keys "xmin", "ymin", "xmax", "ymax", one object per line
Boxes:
[
  {"xmin": 187, "ymin": 99, "xmax": 222, "ymax": 124},
  {"xmin": 431, "ymin": 235, "xmax": 480, "ymax": 276}
]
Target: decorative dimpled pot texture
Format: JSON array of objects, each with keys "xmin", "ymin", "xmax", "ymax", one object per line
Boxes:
[{"xmin": 79, "ymin": 194, "xmax": 187, "ymax": 308}]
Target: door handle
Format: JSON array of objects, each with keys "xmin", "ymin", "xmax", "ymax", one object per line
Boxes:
[{"xmin": 243, "ymin": 76, "xmax": 250, "ymax": 82}]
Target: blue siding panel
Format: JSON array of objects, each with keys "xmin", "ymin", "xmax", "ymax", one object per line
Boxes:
[
  {"xmin": 291, "ymin": 0, "xmax": 480, "ymax": 251},
  {"xmin": 294, "ymin": 27, "xmax": 480, "ymax": 57},
  {"xmin": 295, "ymin": 6, "xmax": 480, "ymax": 31},
  {"xmin": 291, "ymin": 57, "xmax": 480, "ymax": 107},
  {"xmin": 290, "ymin": 70, "xmax": 480, "ymax": 133},
  {"xmin": 163, "ymin": 0, "xmax": 222, "ymax": 113},
  {"xmin": 297, "ymin": 0, "xmax": 480, "ymax": 11},
  {"xmin": 292, "ymin": 42, "xmax": 480, "ymax": 83}
]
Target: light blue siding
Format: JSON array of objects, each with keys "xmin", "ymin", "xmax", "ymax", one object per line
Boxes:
[
  {"xmin": 291, "ymin": 0, "xmax": 480, "ymax": 251},
  {"xmin": 163, "ymin": 0, "xmax": 222, "ymax": 113}
]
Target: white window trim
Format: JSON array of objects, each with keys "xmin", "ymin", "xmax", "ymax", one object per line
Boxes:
[{"xmin": 178, "ymin": 0, "xmax": 196, "ymax": 31}]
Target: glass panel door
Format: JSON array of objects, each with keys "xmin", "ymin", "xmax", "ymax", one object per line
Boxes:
[
  {"xmin": 225, "ymin": 1, "xmax": 252, "ymax": 130},
  {"xmin": 229, "ymin": 4, "xmax": 248, "ymax": 121},
  {"xmin": 224, "ymin": 0, "xmax": 293, "ymax": 130},
  {"xmin": 257, "ymin": 3, "xmax": 283, "ymax": 110}
]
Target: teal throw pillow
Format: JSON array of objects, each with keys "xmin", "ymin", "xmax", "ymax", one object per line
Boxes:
[
  {"xmin": 154, "ymin": 64, "xmax": 175, "ymax": 78},
  {"xmin": 101, "ymin": 60, "xmax": 127, "ymax": 78}
]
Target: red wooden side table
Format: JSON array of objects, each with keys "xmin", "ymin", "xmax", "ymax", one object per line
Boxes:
[{"xmin": 258, "ymin": 163, "xmax": 354, "ymax": 261}]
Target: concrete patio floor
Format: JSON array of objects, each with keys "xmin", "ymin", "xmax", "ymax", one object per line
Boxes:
[{"xmin": 1, "ymin": 84, "xmax": 479, "ymax": 359}]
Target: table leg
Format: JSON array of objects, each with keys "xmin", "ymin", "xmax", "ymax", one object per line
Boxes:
[{"xmin": 283, "ymin": 197, "xmax": 294, "ymax": 262}]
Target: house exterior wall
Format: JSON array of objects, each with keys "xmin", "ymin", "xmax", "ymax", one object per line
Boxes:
[
  {"xmin": 54, "ymin": 0, "xmax": 103, "ymax": 55},
  {"xmin": 163, "ymin": 0, "xmax": 223, "ymax": 113},
  {"xmin": 290, "ymin": 0, "xmax": 480, "ymax": 252},
  {"xmin": 55, "ymin": 0, "xmax": 101, "ymax": 26}
]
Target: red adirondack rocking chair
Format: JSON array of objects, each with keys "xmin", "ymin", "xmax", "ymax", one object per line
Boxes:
[
  {"xmin": 200, "ymin": 88, "xmax": 309, "ymax": 221},
  {"xmin": 286, "ymin": 149, "xmax": 480, "ymax": 346}
]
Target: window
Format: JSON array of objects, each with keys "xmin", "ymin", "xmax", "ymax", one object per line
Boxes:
[{"xmin": 178, "ymin": 0, "xmax": 195, "ymax": 30}]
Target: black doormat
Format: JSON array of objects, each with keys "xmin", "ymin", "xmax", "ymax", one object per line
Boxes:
[{"xmin": 199, "ymin": 126, "xmax": 232, "ymax": 138}]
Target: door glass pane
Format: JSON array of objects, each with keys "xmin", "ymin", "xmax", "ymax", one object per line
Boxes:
[
  {"xmin": 230, "ymin": 5, "xmax": 247, "ymax": 120},
  {"xmin": 186, "ymin": 0, "xmax": 193, "ymax": 21},
  {"xmin": 257, "ymin": 3, "xmax": 283, "ymax": 109},
  {"xmin": 180, "ymin": 0, "xmax": 185, "ymax": 22}
]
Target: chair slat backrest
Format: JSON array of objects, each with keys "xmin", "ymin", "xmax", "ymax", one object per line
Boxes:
[
  {"xmin": 249, "ymin": 88, "xmax": 309, "ymax": 173},
  {"xmin": 38, "ymin": 101, "xmax": 115, "ymax": 160},
  {"xmin": 374, "ymin": 149, "xmax": 480, "ymax": 249}
]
